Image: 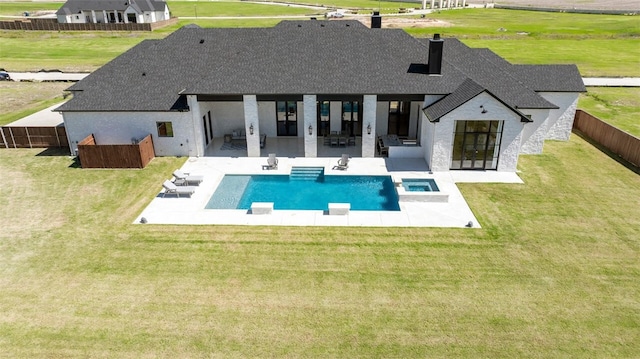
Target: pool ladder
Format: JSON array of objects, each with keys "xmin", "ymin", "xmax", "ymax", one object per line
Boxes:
[{"xmin": 290, "ymin": 166, "xmax": 325, "ymax": 181}]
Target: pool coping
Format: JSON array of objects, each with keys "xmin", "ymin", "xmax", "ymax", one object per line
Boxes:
[{"xmin": 135, "ymin": 156, "xmax": 524, "ymax": 228}]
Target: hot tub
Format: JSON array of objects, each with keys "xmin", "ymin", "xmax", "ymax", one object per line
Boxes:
[{"xmin": 393, "ymin": 177, "xmax": 449, "ymax": 203}]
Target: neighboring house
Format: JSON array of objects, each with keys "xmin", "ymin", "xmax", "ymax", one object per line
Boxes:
[
  {"xmin": 57, "ymin": 18, "xmax": 585, "ymax": 172},
  {"xmin": 56, "ymin": 0, "xmax": 170, "ymax": 24}
]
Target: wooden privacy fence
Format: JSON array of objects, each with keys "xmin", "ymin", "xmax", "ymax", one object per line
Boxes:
[
  {"xmin": 77, "ymin": 134, "xmax": 155, "ymax": 169},
  {"xmin": 573, "ymin": 110, "xmax": 640, "ymax": 167},
  {"xmin": 0, "ymin": 126, "xmax": 68, "ymax": 149},
  {"xmin": 0, "ymin": 17, "xmax": 178, "ymax": 31}
]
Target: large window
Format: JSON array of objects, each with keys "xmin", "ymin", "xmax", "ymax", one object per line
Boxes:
[
  {"xmin": 276, "ymin": 101, "xmax": 297, "ymax": 136},
  {"xmin": 451, "ymin": 120, "xmax": 502, "ymax": 170},
  {"xmin": 341, "ymin": 101, "xmax": 361, "ymax": 136},
  {"xmin": 157, "ymin": 121, "xmax": 174, "ymax": 137},
  {"xmin": 317, "ymin": 101, "xmax": 330, "ymax": 136}
]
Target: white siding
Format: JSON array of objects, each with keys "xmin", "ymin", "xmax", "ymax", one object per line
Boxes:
[{"xmin": 62, "ymin": 111, "xmax": 193, "ymax": 157}]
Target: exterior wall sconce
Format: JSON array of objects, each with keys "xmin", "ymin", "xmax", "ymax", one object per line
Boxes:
[
  {"xmin": 308, "ymin": 125, "xmax": 313, "ymax": 135},
  {"xmin": 480, "ymin": 105, "xmax": 487, "ymax": 114},
  {"xmin": 249, "ymin": 124, "xmax": 254, "ymax": 135},
  {"xmin": 367, "ymin": 123, "xmax": 372, "ymax": 135}
]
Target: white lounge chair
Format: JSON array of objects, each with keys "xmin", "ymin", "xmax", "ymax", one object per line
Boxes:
[
  {"xmin": 332, "ymin": 154, "xmax": 349, "ymax": 170},
  {"xmin": 262, "ymin": 153, "xmax": 278, "ymax": 170},
  {"xmin": 172, "ymin": 169, "xmax": 204, "ymax": 185},
  {"xmin": 162, "ymin": 180, "xmax": 197, "ymax": 197}
]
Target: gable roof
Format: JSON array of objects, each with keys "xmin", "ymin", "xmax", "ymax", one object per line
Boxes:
[
  {"xmin": 57, "ymin": 21, "xmax": 584, "ymax": 113},
  {"xmin": 56, "ymin": 0, "xmax": 166, "ymax": 16},
  {"xmin": 422, "ymin": 78, "xmax": 530, "ymax": 123}
]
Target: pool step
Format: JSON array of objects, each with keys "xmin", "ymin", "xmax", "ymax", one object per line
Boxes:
[{"xmin": 290, "ymin": 166, "xmax": 325, "ymax": 181}]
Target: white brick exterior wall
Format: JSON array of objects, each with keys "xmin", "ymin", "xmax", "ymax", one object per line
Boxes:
[
  {"xmin": 519, "ymin": 108, "xmax": 551, "ymax": 154},
  {"xmin": 62, "ymin": 111, "xmax": 193, "ymax": 157},
  {"xmin": 429, "ymin": 92, "xmax": 523, "ymax": 172},
  {"xmin": 540, "ymin": 92, "xmax": 580, "ymax": 141}
]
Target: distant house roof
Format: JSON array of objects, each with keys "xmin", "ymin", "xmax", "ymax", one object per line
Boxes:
[
  {"xmin": 57, "ymin": 20, "xmax": 584, "ymax": 113},
  {"xmin": 56, "ymin": 0, "xmax": 166, "ymax": 16}
]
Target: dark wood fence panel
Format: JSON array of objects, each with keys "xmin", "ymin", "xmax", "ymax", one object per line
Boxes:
[
  {"xmin": 137, "ymin": 134, "xmax": 155, "ymax": 168},
  {"xmin": 77, "ymin": 134, "xmax": 155, "ymax": 169},
  {"xmin": 0, "ymin": 17, "xmax": 177, "ymax": 31},
  {"xmin": 0, "ymin": 126, "xmax": 68, "ymax": 149},
  {"xmin": 573, "ymin": 110, "xmax": 640, "ymax": 167}
]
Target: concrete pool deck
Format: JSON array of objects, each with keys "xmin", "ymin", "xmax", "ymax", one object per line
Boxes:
[{"xmin": 135, "ymin": 156, "xmax": 523, "ymax": 228}]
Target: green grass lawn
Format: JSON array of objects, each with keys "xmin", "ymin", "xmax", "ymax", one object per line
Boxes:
[
  {"xmin": 0, "ymin": 1, "xmax": 61, "ymax": 16},
  {"xmin": 0, "ymin": 134, "xmax": 638, "ymax": 357},
  {"xmin": 579, "ymin": 87, "xmax": 640, "ymax": 137},
  {"xmin": 1, "ymin": 7, "xmax": 638, "ymax": 75}
]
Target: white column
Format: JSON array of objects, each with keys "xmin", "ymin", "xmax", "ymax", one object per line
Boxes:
[
  {"xmin": 422, "ymin": 0, "xmax": 427, "ymax": 10},
  {"xmin": 102, "ymin": 10, "xmax": 107, "ymax": 23},
  {"xmin": 462, "ymin": 0, "xmax": 466, "ymax": 7},
  {"xmin": 303, "ymin": 95, "xmax": 317, "ymax": 158},
  {"xmin": 91, "ymin": 10, "xmax": 96, "ymax": 23},
  {"xmin": 431, "ymin": 0, "xmax": 435, "ymax": 9},
  {"xmin": 362, "ymin": 95, "xmax": 377, "ymax": 158},
  {"xmin": 455, "ymin": 0, "xmax": 459, "ymax": 7},
  {"xmin": 439, "ymin": 0, "xmax": 444, "ymax": 9},
  {"xmin": 186, "ymin": 95, "xmax": 204, "ymax": 157},
  {"xmin": 243, "ymin": 95, "xmax": 261, "ymax": 157}
]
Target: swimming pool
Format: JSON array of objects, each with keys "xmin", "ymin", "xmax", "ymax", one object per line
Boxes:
[{"xmin": 206, "ymin": 173, "xmax": 400, "ymax": 211}]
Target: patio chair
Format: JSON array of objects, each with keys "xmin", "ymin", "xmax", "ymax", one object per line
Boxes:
[
  {"xmin": 162, "ymin": 180, "xmax": 197, "ymax": 198},
  {"xmin": 330, "ymin": 136, "xmax": 338, "ymax": 147},
  {"xmin": 262, "ymin": 153, "xmax": 278, "ymax": 170},
  {"xmin": 332, "ymin": 154, "xmax": 349, "ymax": 170},
  {"xmin": 172, "ymin": 169, "xmax": 204, "ymax": 185},
  {"xmin": 338, "ymin": 136, "xmax": 347, "ymax": 147}
]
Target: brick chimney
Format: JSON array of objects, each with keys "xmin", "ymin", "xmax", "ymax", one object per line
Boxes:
[
  {"xmin": 428, "ymin": 33, "xmax": 444, "ymax": 75},
  {"xmin": 371, "ymin": 11, "xmax": 381, "ymax": 28}
]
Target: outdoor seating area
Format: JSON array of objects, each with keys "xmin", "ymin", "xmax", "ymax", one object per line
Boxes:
[
  {"xmin": 172, "ymin": 170, "xmax": 204, "ymax": 185},
  {"xmin": 323, "ymin": 132, "xmax": 356, "ymax": 147},
  {"xmin": 161, "ymin": 169, "xmax": 204, "ymax": 197},
  {"xmin": 162, "ymin": 180, "xmax": 197, "ymax": 198}
]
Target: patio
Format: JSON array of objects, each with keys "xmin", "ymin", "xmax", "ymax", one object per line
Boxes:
[{"xmin": 135, "ymin": 156, "xmax": 523, "ymax": 228}]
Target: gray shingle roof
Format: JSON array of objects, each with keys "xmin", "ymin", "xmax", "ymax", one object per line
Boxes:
[
  {"xmin": 58, "ymin": 21, "xmax": 584, "ymax": 113},
  {"xmin": 57, "ymin": 0, "xmax": 166, "ymax": 16},
  {"xmin": 422, "ymin": 78, "xmax": 529, "ymax": 122}
]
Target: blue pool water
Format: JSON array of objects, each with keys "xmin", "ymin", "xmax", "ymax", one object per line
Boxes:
[
  {"xmin": 206, "ymin": 174, "xmax": 400, "ymax": 211},
  {"xmin": 401, "ymin": 178, "xmax": 440, "ymax": 192}
]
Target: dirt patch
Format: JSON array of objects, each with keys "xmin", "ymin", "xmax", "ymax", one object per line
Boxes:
[
  {"xmin": 0, "ymin": 82, "xmax": 69, "ymax": 117},
  {"xmin": 356, "ymin": 16, "xmax": 451, "ymax": 28}
]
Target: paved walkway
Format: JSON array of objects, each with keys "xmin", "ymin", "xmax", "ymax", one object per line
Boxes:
[
  {"xmin": 582, "ymin": 78, "xmax": 640, "ymax": 87},
  {"xmin": 7, "ymin": 71, "xmax": 640, "ymax": 87}
]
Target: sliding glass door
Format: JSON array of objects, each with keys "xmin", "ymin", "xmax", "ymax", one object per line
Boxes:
[
  {"xmin": 276, "ymin": 101, "xmax": 297, "ymax": 136},
  {"xmin": 451, "ymin": 120, "xmax": 502, "ymax": 170}
]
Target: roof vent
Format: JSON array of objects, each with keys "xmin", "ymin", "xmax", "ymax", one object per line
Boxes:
[
  {"xmin": 199, "ymin": 39, "xmax": 204, "ymax": 44},
  {"xmin": 297, "ymin": 24, "xmax": 302, "ymax": 27},
  {"xmin": 142, "ymin": 72, "xmax": 146, "ymax": 76}
]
